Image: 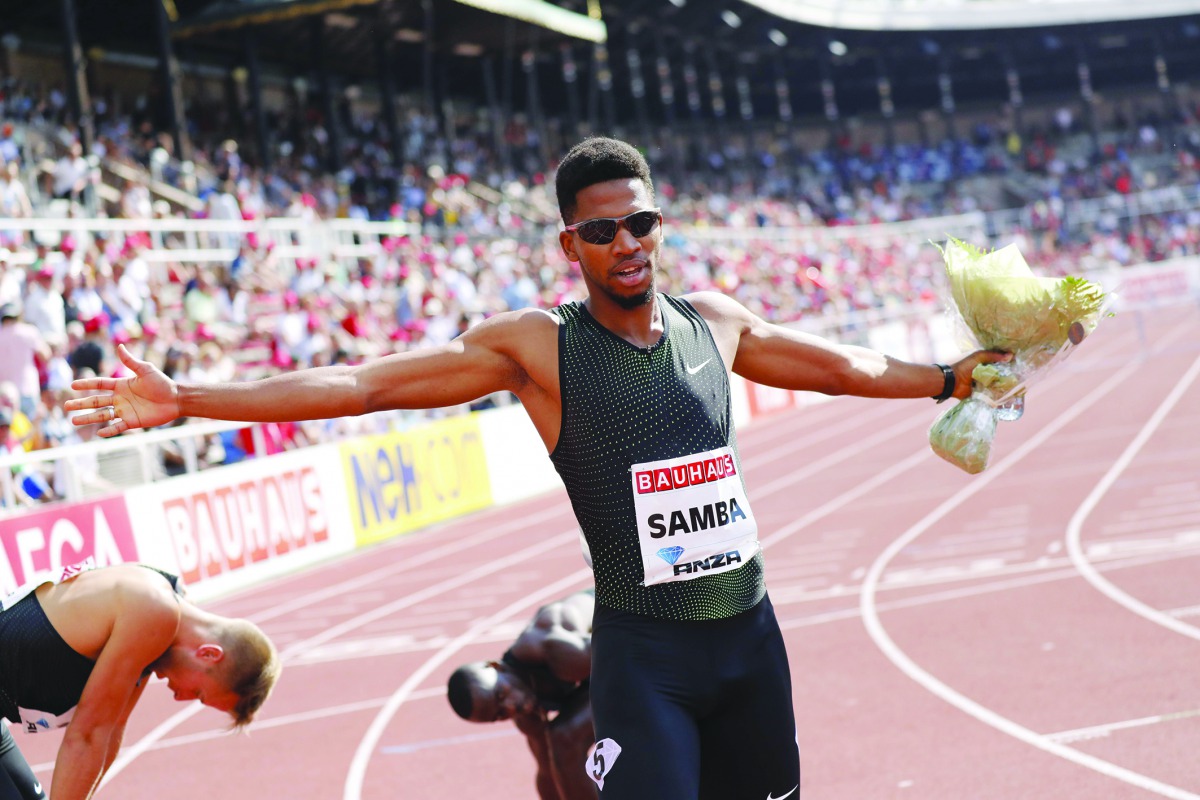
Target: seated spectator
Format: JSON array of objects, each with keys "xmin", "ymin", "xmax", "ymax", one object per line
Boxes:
[
  {"xmin": 0, "ymin": 248, "xmax": 23, "ymax": 306},
  {"xmin": 51, "ymin": 140, "xmax": 89, "ymax": 202},
  {"xmin": 22, "ymin": 263, "xmax": 65, "ymax": 341},
  {"xmin": 68, "ymin": 314, "xmax": 110, "ymax": 379},
  {"xmin": 0, "ymin": 302, "xmax": 48, "ymax": 418},
  {"xmin": 0, "ymin": 161, "xmax": 34, "ymax": 245}
]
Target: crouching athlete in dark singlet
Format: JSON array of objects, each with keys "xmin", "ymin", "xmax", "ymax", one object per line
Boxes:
[
  {"xmin": 0, "ymin": 561, "xmax": 280, "ymax": 800},
  {"xmin": 447, "ymin": 589, "xmax": 596, "ymax": 800},
  {"xmin": 68, "ymin": 136, "xmax": 1010, "ymax": 799}
]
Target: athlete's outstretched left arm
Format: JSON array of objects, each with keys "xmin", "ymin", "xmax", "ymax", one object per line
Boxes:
[{"xmin": 687, "ymin": 291, "xmax": 1008, "ymax": 401}]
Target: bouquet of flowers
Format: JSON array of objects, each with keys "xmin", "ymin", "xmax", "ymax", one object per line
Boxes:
[{"xmin": 929, "ymin": 238, "xmax": 1110, "ymax": 474}]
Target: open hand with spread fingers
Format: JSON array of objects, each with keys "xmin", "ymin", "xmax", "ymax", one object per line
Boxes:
[{"xmin": 64, "ymin": 344, "xmax": 182, "ymax": 437}]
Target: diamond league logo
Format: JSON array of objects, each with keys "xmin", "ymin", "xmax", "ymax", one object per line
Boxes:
[{"xmin": 656, "ymin": 546, "xmax": 685, "ymax": 565}]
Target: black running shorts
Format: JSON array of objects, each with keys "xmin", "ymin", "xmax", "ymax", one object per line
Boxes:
[{"xmin": 585, "ymin": 594, "xmax": 800, "ymax": 800}]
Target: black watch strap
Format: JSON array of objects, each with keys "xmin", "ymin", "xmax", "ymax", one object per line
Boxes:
[{"xmin": 932, "ymin": 364, "xmax": 956, "ymax": 403}]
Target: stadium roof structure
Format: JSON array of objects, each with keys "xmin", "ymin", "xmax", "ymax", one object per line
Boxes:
[
  {"xmin": 5, "ymin": 0, "xmax": 1200, "ymax": 139},
  {"xmin": 736, "ymin": 0, "xmax": 1200, "ymax": 31},
  {"xmin": 172, "ymin": 0, "xmax": 606, "ymax": 42}
]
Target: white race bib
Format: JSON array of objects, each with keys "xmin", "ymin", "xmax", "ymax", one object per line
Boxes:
[
  {"xmin": 631, "ymin": 446, "xmax": 759, "ymax": 586},
  {"xmin": 1, "ymin": 558, "xmax": 97, "ymax": 611}
]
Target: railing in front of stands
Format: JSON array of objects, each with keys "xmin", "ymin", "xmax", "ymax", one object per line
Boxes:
[
  {"xmin": 0, "ymin": 420, "xmax": 261, "ymax": 514},
  {"xmin": 2, "ymin": 177, "xmax": 1198, "ymax": 274},
  {"xmin": 0, "ymin": 216, "xmax": 419, "ymax": 275}
]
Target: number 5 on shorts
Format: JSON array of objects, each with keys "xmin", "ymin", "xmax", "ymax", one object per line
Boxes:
[{"xmin": 585, "ymin": 738, "xmax": 622, "ymax": 791}]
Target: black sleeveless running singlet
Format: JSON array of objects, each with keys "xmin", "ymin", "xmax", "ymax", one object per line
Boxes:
[
  {"xmin": 550, "ymin": 294, "xmax": 765, "ymax": 621},
  {"xmin": 0, "ymin": 565, "xmax": 184, "ymax": 724}
]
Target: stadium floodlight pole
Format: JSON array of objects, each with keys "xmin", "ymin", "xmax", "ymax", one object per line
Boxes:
[
  {"xmin": 651, "ymin": 31, "xmax": 683, "ymax": 181},
  {"xmin": 481, "ymin": 56, "xmax": 507, "ymax": 171},
  {"xmin": 874, "ymin": 54, "xmax": 895, "ymax": 150},
  {"xmin": 310, "ymin": 15, "xmax": 344, "ymax": 174},
  {"xmin": 595, "ymin": 42, "xmax": 616, "ymax": 133},
  {"xmin": 375, "ymin": 2, "xmax": 403, "ymax": 175},
  {"xmin": 502, "ymin": 18, "xmax": 516, "ymax": 173},
  {"xmin": 242, "ymin": 30, "xmax": 271, "ymax": 172},
  {"xmin": 1075, "ymin": 41, "xmax": 1099, "ymax": 157},
  {"xmin": 153, "ymin": 0, "xmax": 192, "ymax": 165},
  {"xmin": 625, "ymin": 28, "xmax": 652, "ymax": 148},
  {"xmin": 57, "ymin": 0, "xmax": 94, "ymax": 163},
  {"xmin": 1152, "ymin": 41, "xmax": 1175, "ymax": 128},
  {"xmin": 681, "ymin": 43, "xmax": 702, "ymax": 122},
  {"xmin": 560, "ymin": 43, "xmax": 582, "ymax": 137},
  {"xmin": 522, "ymin": 37, "xmax": 550, "ymax": 169},
  {"xmin": 652, "ymin": 29, "xmax": 677, "ymax": 127},
  {"xmin": 0, "ymin": 34, "xmax": 17, "ymax": 82},
  {"xmin": 818, "ymin": 48, "xmax": 840, "ymax": 148},
  {"xmin": 938, "ymin": 53, "xmax": 957, "ymax": 141},
  {"xmin": 421, "ymin": 0, "xmax": 446, "ymax": 147},
  {"xmin": 1001, "ymin": 50, "xmax": 1024, "ymax": 141},
  {"xmin": 769, "ymin": 37, "xmax": 791, "ymax": 124}
]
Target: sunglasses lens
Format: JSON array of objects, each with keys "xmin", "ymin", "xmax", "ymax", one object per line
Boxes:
[
  {"xmin": 627, "ymin": 211, "xmax": 660, "ymax": 238},
  {"xmin": 578, "ymin": 219, "xmax": 617, "ymax": 244}
]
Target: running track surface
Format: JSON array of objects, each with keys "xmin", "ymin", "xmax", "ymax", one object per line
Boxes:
[{"xmin": 19, "ymin": 304, "xmax": 1200, "ymax": 799}]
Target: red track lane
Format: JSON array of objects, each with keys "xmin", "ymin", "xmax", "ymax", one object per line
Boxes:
[{"xmin": 17, "ymin": 305, "xmax": 1200, "ymax": 799}]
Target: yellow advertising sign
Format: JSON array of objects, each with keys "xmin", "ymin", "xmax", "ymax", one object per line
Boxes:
[{"xmin": 341, "ymin": 415, "xmax": 493, "ymax": 546}]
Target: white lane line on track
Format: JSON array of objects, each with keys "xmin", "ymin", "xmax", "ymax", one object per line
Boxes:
[
  {"xmin": 1045, "ymin": 708, "xmax": 1200, "ymax": 744},
  {"xmin": 1065, "ymin": 351, "xmax": 1200, "ymax": 642},
  {"xmin": 742, "ymin": 401, "xmax": 904, "ymax": 469},
  {"xmin": 751, "ymin": 415, "xmax": 929, "ymax": 502},
  {"xmin": 780, "ymin": 548, "xmax": 1200, "ymax": 631},
  {"xmin": 342, "ymin": 568, "xmax": 593, "ymax": 800},
  {"xmin": 98, "ymin": 704, "xmax": 205, "ymax": 789},
  {"xmin": 860, "ymin": 328, "xmax": 1200, "ymax": 798},
  {"xmin": 275, "ymin": 530, "xmax": 577, "ymax": 662}
]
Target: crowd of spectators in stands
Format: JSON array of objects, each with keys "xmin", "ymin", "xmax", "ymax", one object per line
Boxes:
[{"xmin": 3, "ymin": 71, "xmax": 1200, "ymax": 506}]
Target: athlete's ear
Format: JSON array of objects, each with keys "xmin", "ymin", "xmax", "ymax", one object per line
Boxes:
[
  {"xmin": 196, "ymin": 644, "xmax": 225, "ymax": 663},
  {"xmin": 559, "ymin": 229, "xmax": 580, "ymax": 264}
]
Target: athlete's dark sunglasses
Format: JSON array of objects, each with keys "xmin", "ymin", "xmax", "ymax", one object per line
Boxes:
[{"xmin": 565, "ymin": 209, "xmax": 662, "ymax": 245}]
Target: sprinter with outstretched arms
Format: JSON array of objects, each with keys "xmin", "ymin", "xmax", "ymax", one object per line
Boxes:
[{"xmin": 68, "ymin": 137, "xmax": 1006, "ymax": 799}]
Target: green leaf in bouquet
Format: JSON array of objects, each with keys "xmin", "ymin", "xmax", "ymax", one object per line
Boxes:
[
  {"xmin": 936, "ymin": 238, "xmax": 1109, "ymax": 355},
  {"xmin": 929, "ymin": 397, "xmax": 998, "ymax": 474},
  {"xmin": 971, "ymin": 363, "xmax": 1021, "ymax": 396}
]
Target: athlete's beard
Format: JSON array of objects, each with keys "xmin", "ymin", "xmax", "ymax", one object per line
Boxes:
[
  {"xmin": 608, "ymin": 280, "xmax": 656, "ymax": 310},
  {"xmin": 602, "ymin": 258, "xmax": 658, "ymax": 310}
]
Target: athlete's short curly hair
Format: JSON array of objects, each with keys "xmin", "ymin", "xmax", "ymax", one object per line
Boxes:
[
  {"xmin": 555, "ymin": 137, "xmax": 654, "ymax": 224},
  {"xmin": 447, "ymin": 664, "xmax": 483, "ymax": 720}
]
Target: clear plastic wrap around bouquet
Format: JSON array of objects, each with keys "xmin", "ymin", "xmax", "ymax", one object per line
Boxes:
[{"xmin": 929, "ymin": 238, "xmax": 1110, "ymax": 474}]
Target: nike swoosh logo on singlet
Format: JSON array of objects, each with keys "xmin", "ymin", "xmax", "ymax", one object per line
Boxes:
[
  {"xmin": 685, "ymin": 358, "xmax": 712, "ymax": 375},
  {"xmin": 767, "ymin": 786, "xmax": 798, "ymax": 800}
]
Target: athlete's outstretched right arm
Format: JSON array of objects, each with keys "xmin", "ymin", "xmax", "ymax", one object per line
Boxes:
[{"xmin": 66, "ymin": 309, "xmax": 557, "ymax": 438}]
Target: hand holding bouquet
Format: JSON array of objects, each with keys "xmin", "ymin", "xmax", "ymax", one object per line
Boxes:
[{"xmin": 929, "ymin": 238, "xmax": 1110, "ymax": 474}]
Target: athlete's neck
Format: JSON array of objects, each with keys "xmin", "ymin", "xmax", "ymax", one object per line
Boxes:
[{"xmin": 584, "ymin": 292, "xmax": 663, "ymax": 349}]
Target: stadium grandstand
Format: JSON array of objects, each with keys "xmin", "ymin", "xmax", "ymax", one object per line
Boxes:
[
  {"xmin": 0, "ymin": 0, "xmax": 1194, "ymax": 498},
  {"xmin": 1, "ymin": 0, "xmax": 1199, "ymax": 504}
]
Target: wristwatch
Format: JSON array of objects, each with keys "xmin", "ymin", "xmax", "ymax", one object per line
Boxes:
[{"xmin": 932, "ymin": 364, "xmax": 956, "ymax": 403}]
